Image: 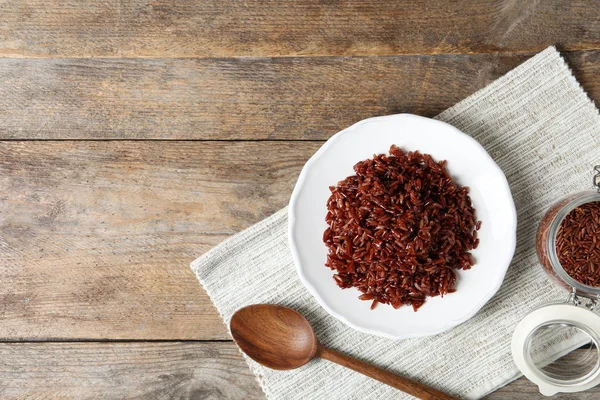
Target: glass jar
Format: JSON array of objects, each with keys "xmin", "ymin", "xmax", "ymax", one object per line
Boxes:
[
  {"xmin": 537, "ymin": 189, "xmax": 600, "ymax": 296},
  {"xmin": 512, "ymin": 166, "xmax": 600, "ymax": 396}
]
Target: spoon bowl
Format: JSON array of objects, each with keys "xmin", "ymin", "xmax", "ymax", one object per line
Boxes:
[
  {"xmin": 230, "ymin": 304, "xmax": 456, "ymax": 400},
  {"xmin": 230, "ymin": 304, "xmax": 317, "ymax": 370}
]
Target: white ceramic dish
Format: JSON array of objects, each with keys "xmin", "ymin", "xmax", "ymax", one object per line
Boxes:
[{"xmin": 288, "ymin": 114, "xmax": 517, "ymax": 339}]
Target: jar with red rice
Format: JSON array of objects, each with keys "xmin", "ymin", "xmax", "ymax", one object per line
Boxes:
[
  {"xmin": 511, "ymin": 166, "xmax": 600, "ymax": 396},
  {"xmin": 536, "ymin": 190, "xmax": 600, "ymax": 296}
]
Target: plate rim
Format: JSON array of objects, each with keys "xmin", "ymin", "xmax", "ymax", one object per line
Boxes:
[{"xmin": 288, "ymin": 113, "xmax": 517, "ymax": 339}]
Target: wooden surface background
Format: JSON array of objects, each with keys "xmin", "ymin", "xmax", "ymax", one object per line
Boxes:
[{"xmin": 0, "ymin": 1, "xmax": 599, "ymax": 398}]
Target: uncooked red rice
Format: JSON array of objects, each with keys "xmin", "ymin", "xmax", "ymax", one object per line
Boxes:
[
  {"xmin": 323, "ymin": 145, "xmax": 480, "ymax": 311},
  {"xmin": 556, "ymin": 202, "xmax": 600, "ymax": 286}
]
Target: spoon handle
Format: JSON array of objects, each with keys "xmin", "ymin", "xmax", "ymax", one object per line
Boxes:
[{"xmin": 317, "ymin": 346, "xmax": 456, "ymax": 400}]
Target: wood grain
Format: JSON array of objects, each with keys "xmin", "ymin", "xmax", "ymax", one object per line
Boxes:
[
  {"xmin": 0, "ymin": 342, "xmax": 263, "ymax": 399},
  {"xmin": 0, "ymin": 342, "xmax": 597, "ymax": 399},
  {"xmin": 0, "ymin": 1, "xmax": 598, "ymax": 58},
  {"xmin": 1, "ymin": 1, "xmax": 598, "ymax": 398},
  {"xmin": 0, "ymin": 140, "xmax": 321, "ymax": 340},
  {"xmin": 1, "ymin": 50, "xmax": 598, "ymax": 140}
]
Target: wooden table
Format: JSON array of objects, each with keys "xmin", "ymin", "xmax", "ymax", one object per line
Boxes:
[{"xmin": 0, "ymin": 1, "xmax": 599, "ymax": 398}]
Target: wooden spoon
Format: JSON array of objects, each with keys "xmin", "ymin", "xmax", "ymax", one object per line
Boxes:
[{"xmin": 230, "ymin": 304, "xmax": 456, "ymax": 400}]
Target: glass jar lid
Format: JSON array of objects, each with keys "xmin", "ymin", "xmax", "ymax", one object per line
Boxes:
[{"xmin": 512, "ymin": 298, "xmax": 600, "ymax": 396}]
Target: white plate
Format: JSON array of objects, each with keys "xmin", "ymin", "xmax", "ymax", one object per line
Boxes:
[{"xmin": 288, "ymin": 114, "xmax": 517, "ymax": 339}]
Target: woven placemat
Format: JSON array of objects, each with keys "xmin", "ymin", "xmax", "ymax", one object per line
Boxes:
[{"xmin": 192, "ymin": 47, "xmax": 600, "ymax": 399}]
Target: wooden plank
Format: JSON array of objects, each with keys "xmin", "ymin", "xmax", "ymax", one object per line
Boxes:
[
  {"xmin": 0, "ymin": 140, "xmax": 322, "ymax": 340},
  {"xmin": 0, "ymin": 342, "xmax": 597, "ymax": 399},
  {"xmin": 0, "ymin": 50, "xmax": 598, "ymax": 140},
  {"xmin": 0, "ymin": 342, "xmax": 264, "ymax": 399},
  {"xmin": 0, "ymin": 1, "xmax": 598, "ymax": 58}
]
